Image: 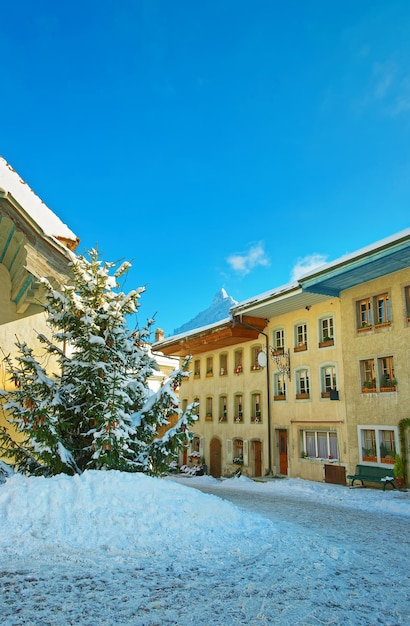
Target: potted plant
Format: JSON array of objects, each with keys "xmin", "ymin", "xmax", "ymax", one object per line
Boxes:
[
  {"xmin": 362, "ymin": 379, "xmax": 376, "ymax": 393},
  {"xmin": 380, "ymin": 375, "xmax": 397, "ymax": 392},
  {"xmin": 394, "ymin": 454, "xmax": 405, "ymax": 489}
]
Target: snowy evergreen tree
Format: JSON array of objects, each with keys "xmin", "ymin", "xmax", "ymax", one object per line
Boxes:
[{"xmin": 0, "ymin": 249, "xmax": 197, "ymax": 476}]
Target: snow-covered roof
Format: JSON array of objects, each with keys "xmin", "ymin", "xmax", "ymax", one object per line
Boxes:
[{"xmin": 0, "ymin": 156, "xmax": 79, "ymax": 249}]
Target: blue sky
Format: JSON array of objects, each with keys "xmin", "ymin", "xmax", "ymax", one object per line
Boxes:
[{"xmin": 1, "ymin": 1, "xmax": 409, "ymax": 336}]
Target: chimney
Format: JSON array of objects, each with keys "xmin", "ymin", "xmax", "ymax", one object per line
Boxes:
[{"xmin": 155, "ymin": 328, "xmax": 164, "ymax": 343}]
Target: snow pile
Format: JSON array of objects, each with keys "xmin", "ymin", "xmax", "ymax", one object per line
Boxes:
[
  {"xmin": 0, "ymin": 471, "xmax": 275, "ymax": 565},
  {"xmin": 1, "ymin": 471, "xmax": 410, "ymax": 625}
]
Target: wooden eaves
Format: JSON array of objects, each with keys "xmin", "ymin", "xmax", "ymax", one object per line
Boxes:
[{"xmin": 156, "ymin": 315, "xmax": 268, "ymax": 357}]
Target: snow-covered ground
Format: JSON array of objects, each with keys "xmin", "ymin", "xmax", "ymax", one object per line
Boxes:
[{"xmin": 1, "ymin": 470, "xmax": 409, "ymax": 625}]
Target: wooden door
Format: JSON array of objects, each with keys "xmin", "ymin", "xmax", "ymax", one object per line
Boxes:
[
  {"xmin": 278, "ymin": 430, "xmax": 288, "ymax": 475},
  {"xmin": 210, "ymin": 438, "xmax": 222, "ymax": 478},
  {"xmin": 253, "ymin": 440, "xmax": 262, "ymax": 477}
]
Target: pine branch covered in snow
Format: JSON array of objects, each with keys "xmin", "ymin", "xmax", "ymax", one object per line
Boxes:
[{"xmin": 0, "ymin": 250, "xmax": 196, "ymax": 476}]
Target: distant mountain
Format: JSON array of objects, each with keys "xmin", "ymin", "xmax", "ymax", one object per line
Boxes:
[{"xmin": 173, "ymin": 289, "xmax": 238, "ymax": 335}]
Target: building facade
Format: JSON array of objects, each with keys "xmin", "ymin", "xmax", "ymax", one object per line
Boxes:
[
  {"xmin": 155, "ymin": 229, "xmax": 410, "ymax": 485},
  {"xmin": 0, "ymin": 157, "xmax": 79, "ymax": 431}
]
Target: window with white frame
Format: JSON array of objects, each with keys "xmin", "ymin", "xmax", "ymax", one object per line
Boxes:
[
  {"xmin": 359, "ymin": 426, "xmax": 398, "ymax": 465},
  {"xmin": 251, "ymin": 392, "xmax": 262, "ymax": 422},
  {"xmin": 219, "ymin": 353, "xmax": 228, "ymax": 376},
  {"xmin": 233, "ymin": 438, "xmax": 244, "ymax": 464},
  {"xmin": 205, "ymin": 396, "xmax": 213, "ymax": 420},
  {"xmin": 251, "ymin": 345, "xmax": 262, "ymax": 370},
  {"xmin": 294, "ymin": 323, "xmax": 308, "ymax": 350},
  {"xmin": 234, "ymin": 349, "xmax": 243, "ymax": 374},
  {"xmin": 319, "ymin": 317, "xmax": 334, "ymax": 344},
  {"xmin": 296, "ymin": 368, "xmax": 310, "ymax": 397},
  {"xmin": 303, "ymin": 431, "xmax": 338, "ymax": 460},
  {"xmin": 234, "ymin": 394, "xmax": 243, "ymax": 422},
  {"xmin": 273, "ymin": 328, "xmax": 285, "ymax": 351},
  {"xmin": 274, "ymin": 372, "xmax": 287, "ymax": 399},
  {"xmin": 321, "ymin": 365, "xmax": 337, "ymax": 397},
  {"xmin": 219, "ymin": 395, "xmax": 227, "ymax": 422}
]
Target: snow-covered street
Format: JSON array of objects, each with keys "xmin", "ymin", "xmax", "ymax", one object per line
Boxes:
[{"xmin": 1, "ymin": 471, "xmax": 409, "ymax": 625}]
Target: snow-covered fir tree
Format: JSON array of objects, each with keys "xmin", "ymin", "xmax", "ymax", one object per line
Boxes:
[{"xmin": 0, "ymin": 249, "xmax": 197, "ymax": 476}]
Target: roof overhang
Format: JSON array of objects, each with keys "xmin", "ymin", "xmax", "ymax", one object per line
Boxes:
[
  {"xmin": 300, "ymin": 228, "xmax": 410, "ymax": 296},
  {"xmin": 0, "ymin": 197, "xmax": 75, "ymax": 314},
  {"xmin": 231, "ymin": 283, "xmax": 332, "ymax": 320},
  {"xmin": 153, "ymin": 315, "xmax": 268, "ymax": 357}
]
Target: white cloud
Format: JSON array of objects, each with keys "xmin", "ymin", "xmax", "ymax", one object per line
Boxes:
[
  {"xmin": 227, "ymin": 242, "xmax": 270, "ymax": 275},
  {"xmin": 290, "ymin": 254, "xmax": 328, "ymax": 282}
]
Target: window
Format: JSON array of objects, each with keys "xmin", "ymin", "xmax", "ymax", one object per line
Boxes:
[
  {"xmin": 303, "ymin": 431, "xmax": 338, "ymax": 460},
  {"xmin": 319, "ymin": 317, "xmax": 334, "ymax": 346},
  {"xmin": 251, "ymin": 392, "xmax": 262, "ymax": 422},
  {"xmin": 296, "ymin": 369, "xmax": 310, "ymax": 399},
  {"xmin": 234, "ymin": 349, "xmax": 243, "ymax": 374},
  {"xmin": 360, "ymin": 359, "xmax": 376, "ymax": 392},
  {"xmin": 274, "ymin": 372, "xmax": 287, "ymax": 400},
  {"xmin": 219, "ymin": 395, "xmax": 227, "ymax": 422},
  {"xmin": 294, "ymin": 323, "xmax": 308, "ymax": 351},
  {"xmin": 219, "ymin": 353, "xmax": 228, "ymax": 376},
  {"xmin": 205, "ymin": 396, "xmax": 213, "ymax": 420},
  {"xmin": 378, "ymin": 356, "xmax": 397, "ymax": 390},
  {"xmin": 181, "ymin": 398, "xmax": 188, "ymax": 413},
  {"xmin": 375, "ymin": 293, "xmax": 391, "ymax": 326},
  {"xmin": 234, "ymin": 394, "xmax": 243, "ymax": 423},
  {"xmin": 273, "ymin": 328, "xmax": 285, "ymax": 351},
  {"xmin": 206, "ymin": 356, "xmax": 213, "ymax": 377},
  {"xmin": 405, "ymin": 285, "xmax": 410, "ymax": 321},
  {"xmin": 194, "ymin": 360, "xmax": 200, "ymax": 377},
  {"xmin": 358, "ymin": 298, "xmax": 372, "ymax": 328},
  {"xmin": 251, "ymin": 345, "xmax": 262, "ymax": 370},
  {"xmin": 359, "ymin": 426, "xmax": 398, "ymax": 465},
  {"xmin": 193, "ymin": 397, "xmax": 200, "ymax": 418},
  {"xmin": 357, "ymin": 293, "xmax": 392, "ymax": 331},
  {"xmin": 233, "ymin": 438, "xmax": 244, "ymax": 464},
  {"xmin": 321, "ymin": 365, "xmax": 337, "ymax": 398}
]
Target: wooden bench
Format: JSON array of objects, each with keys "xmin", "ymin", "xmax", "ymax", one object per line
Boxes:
[{"xmin": 347, "ymin": 464, "xmax": 396, "ymax": 490}]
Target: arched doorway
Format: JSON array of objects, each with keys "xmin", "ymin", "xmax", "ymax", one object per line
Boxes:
[{"xmin": 209, "ymin": 437, "xmax": 222, "ymax": 478}]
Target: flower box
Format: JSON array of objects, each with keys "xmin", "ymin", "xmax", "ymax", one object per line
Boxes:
[
  {"xmin": 318, "ymin": 339, "xmax": 334, "ymax": 348},
  {"xmin": 294, "ymin": 343, "xmax": 307, "ymax": 353},
  {"xmin": 296, "ymin": 392, "xmax": 310, "ymax": 400},
  {"xmin": 374, "ymin": 321, "xmax": 391, "ymax": 330},
  {"xmin": 274, "ymin": 395, "xmax": 286, "ymax": 401}
]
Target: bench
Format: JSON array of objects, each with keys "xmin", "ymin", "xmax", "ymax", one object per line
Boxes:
[{"xmin": 347, "ymin": 465, "xmax": 396, "ymax": 490}]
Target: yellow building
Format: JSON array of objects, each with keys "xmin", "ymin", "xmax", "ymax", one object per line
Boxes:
[
  {"xmin": 0, "ymin": 157, "xmax": 78, "ymax": 413},
  {"xmin": 155, "ymin": 229, "xmax": 410, "ymax": 485}
]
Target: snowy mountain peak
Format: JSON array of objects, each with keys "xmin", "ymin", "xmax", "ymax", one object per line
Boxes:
[
  {"xmin": 174, "ymin": 289, "xmax": 238, "ymax": 335},
  {"xmin": 211, "ymin": 288, "xmax": 230, "ymax": 305}
]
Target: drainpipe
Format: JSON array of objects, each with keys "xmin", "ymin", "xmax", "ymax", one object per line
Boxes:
[{"xmin": 233, "ymin": 315, "xmax": 273, "ymax": 475}]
